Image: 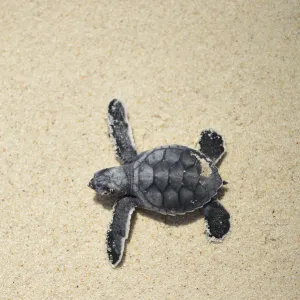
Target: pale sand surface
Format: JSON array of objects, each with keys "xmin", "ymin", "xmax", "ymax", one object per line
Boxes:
[{"xmin": 1, "ymin": 1, "xmax": 299, "ymax": 299}]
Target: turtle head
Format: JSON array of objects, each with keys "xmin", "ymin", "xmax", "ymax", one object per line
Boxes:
[{"xmin": 88, "ymin": 167, "xmax": 129, "ymax": 197}]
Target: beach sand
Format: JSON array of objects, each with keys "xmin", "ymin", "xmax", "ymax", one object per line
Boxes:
[{"xmin": 1, "ymin": 1, "xmax": 299, "ymax": 299}]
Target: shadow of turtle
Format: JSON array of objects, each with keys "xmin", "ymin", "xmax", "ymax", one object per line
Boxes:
[
  {"xmin": 93, "ymin": 184, "xmax": 227, "ymax": 219},
  {"xmin": 93, "ymin": 193, "xmax": 116, "ymax": 209},
  {"xmin": 215, "ymin": 152, "xmax": 227, "ymax": 166},
  {"xmin": 92, "ymin": 185, "xmax": 228, "ymax": 230}
]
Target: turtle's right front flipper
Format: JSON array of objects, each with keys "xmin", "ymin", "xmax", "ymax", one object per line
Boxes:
[
  {"xmin": 107, "ymin": 99, "xmax": 137, "ymax": 164},
  {"xmin": 107, "ymin": 197, "xmax": 137, "ymax": 267}
]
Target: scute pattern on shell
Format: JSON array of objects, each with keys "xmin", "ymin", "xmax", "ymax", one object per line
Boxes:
[{"xmin": 133, "ymin": 146, "xmax": 221, "ymax": 214}]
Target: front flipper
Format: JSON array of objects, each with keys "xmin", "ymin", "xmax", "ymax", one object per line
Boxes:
[
  {"xmin": 107, "ymin": 99, "xmax": 137, "ymax": 164},
  {"xmin": 203, "ymin": 199, "xmax": 230, "ymax": 241},
  {"xmin": 107, "ymin": 197, "xmax": 137, "ymax": 267},
  {"xmin": 199, "ymin": 129, "xmax": 225, "ymax": 164}
]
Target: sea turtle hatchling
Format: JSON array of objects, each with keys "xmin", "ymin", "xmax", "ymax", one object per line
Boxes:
[{"xmin": 88, "ymin": 99, "xmax": 230, "ymax": 267}]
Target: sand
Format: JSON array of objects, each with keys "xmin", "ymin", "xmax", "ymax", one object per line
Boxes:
[{"xmin": 1, "ymin": 1, "xmax": 299, "ymax": 299}]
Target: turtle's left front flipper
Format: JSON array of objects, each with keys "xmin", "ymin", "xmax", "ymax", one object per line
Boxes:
[
  {"xmin": 107, "ymin": 99, "xmax": 137, "ymax": 164},
  {"xmin": 107, "ymin": 197, "xmax": 137, "ymax": 267},
  {"xmin": 203, "ymin": 199, "xmax": 230, "ymax": 241}
]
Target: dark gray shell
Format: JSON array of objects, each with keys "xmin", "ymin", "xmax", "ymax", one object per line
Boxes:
[{"xmin": 132, "ymin": 145, "xmax": 222, "ymax": 215}]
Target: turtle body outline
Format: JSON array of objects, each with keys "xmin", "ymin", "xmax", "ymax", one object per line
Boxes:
[{"xmin": 89, "ymin": 99, "xmax": 230, "ymax": 267}]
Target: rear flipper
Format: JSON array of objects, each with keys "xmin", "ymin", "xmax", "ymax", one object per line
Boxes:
[
  {"xmin": 107, "ymin": 99, "xmax": 137, "ymax": 164},
  {"xmin": 199, "ymin": 129, "xmax": 225, "ymax": 164},
  {"xmin": 107, "ymin": 197, "xmax": 137, "ymax": 267},
  {"xmin": 203, "ymin": 199, "xmax": 230, "ymax": 241}
]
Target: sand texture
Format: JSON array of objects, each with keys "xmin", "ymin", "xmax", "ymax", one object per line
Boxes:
[{"xmin": 1, "ymin": 1, "xmax": 299, "ymax": 299}]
